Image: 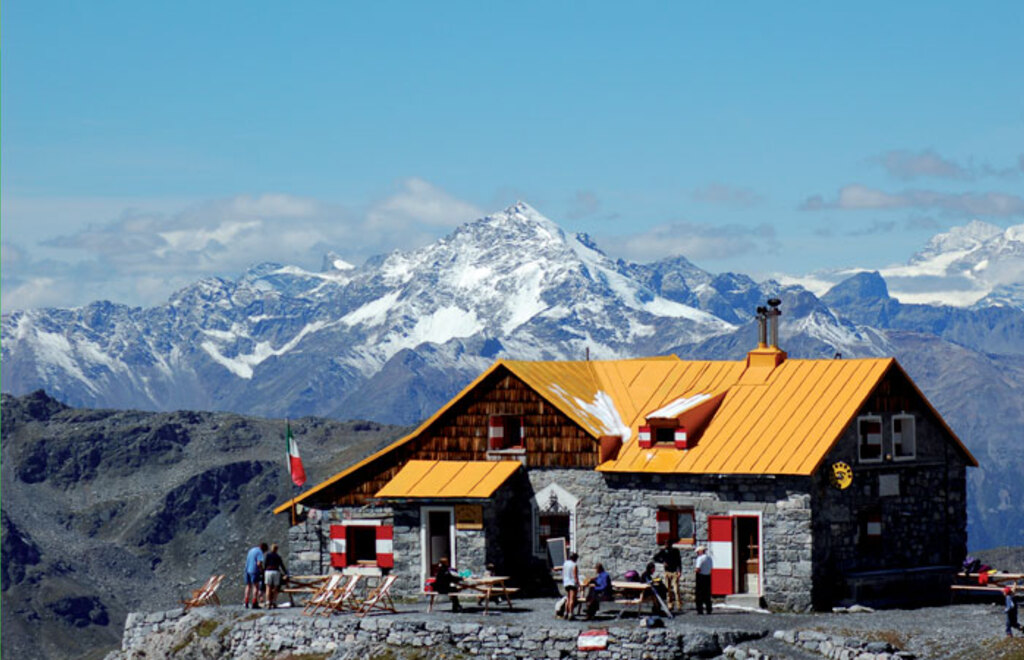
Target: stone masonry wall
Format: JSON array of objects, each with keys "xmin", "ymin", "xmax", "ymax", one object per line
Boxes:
[
  {"xmin": 287, "ymin": 472, "xmax": 815, "ymax": 611},
  {"xmin": 527, "ymin": 470, "xmax": 815, "ymax": 612},
  {"xmin": 811, "ymin": 406, "xmax": 970, "ymax": 608},
  {"xmin": 110, "ymin": 607, "xmax": 770, "ymax": 660}
]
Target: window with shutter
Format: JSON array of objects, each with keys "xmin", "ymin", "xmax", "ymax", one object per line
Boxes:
[
  {"xmin": 656, "ymin": 507, "xmax": 695, "ymax": 546},
  {"xmin": 892, "ymin": 414, "xmax": 915, "ymax": 460},
  {"xmin": 488, "ymin": 415, "xmax": 524, "ymax": 450},
  {"xmin": 857, "ymin": 415, "xmax": 883, "ymax": 463}
]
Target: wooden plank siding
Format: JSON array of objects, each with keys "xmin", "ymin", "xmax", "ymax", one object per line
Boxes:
[{"xmin": 319, "ymin": 366, "xmax": 598, "ymax": 507}]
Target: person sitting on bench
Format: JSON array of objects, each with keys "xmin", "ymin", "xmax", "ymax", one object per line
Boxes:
[
  {"xmin": 435, "ymin": 557, "xmax": 463, "ymax": 612},
  {"xmin": 584, "ymin": 563, "xmax": 612, "ymax": 619}
]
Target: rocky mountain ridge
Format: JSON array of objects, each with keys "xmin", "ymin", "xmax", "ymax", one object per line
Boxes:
[{"xmin": 0, "ymin": 390, "xmax": 407, "ymax": 660}]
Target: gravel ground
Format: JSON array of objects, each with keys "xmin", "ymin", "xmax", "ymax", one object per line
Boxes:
[{"xmin": 258, "ymin": 597, "xmax": 1024, "ymax": 659}]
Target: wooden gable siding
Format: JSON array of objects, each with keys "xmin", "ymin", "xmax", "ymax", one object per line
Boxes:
[
  {"xmin": 321, "ymin": 366, "xmax": 597, "ymax": 507},
  {"xmin": 864, "ymin": 364, "xmax": 917, "ymax": 414}
]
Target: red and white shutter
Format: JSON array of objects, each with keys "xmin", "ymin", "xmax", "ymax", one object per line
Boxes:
[
  {"xmin": 674, "ymin": 426, "xmax": 689, "ymax": 450},
  {"xmin": 708, "ymin": 515, "xmax": 734, "ymax": 596},
  {"xmin": 329, "ymin": 524, "xmax": 348, "ymax": 568},
  {"xmin": 375, "ymin": 525, "xmax": 394, "ymax": 568},
  {"xmin": 488, "ymin": 416, "xmax": 504, "ymax": 450},
  {"xmin": 866, "ymin": 512, "xmax": 882, "ymax": 538},
  {"xmin": 655, "ymin": 509, "xmax": 671, "ymax": 545},
  {"xmin": 638, "ymin": 425, "xmax": 653, "ymax": 449}
]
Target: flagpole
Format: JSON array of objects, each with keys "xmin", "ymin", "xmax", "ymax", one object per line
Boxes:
[{"xmin": 288, "ymin": 418, "xmax": 297, "ymax": 527}]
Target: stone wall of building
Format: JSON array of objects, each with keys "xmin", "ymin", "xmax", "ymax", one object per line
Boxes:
[
  {"xmin": 527, "ymin": 470, "xmax": 815, "ymax": 612},
  {"xmin": 286, "ymin": 470, "xmax": 816, "ymax": 610},
  {"xmin": 811, "ymin": 406, "xmax": 970, "ymax": 608}
]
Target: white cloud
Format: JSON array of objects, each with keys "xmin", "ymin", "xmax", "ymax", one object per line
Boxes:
[
  {"xmin": 691, "ymin": 182, "xmax": 765, "ymax": 207},
  {"xmin": 801, "ymin": 185, "xmax": 1024, "ymax": 217},
  {"xmin": 608, "ymin": 221, "xmax": 778, "ymax": 262},
  {"xmin": 365, "ymin": 178, "xmax": 483, "ymax": 231},
  {"xmin": 2, "ymin": 181, "xmax": 486, "ymax": 311},
  {"xmin": 874, "ymin": 149, "xmax": 969, "ymax": 181}
]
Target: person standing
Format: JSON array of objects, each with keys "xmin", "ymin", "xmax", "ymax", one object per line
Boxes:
[
  {"xmin": 694, "ymin": 545, "xmax": 713, "ymax": 614},
  {"xmin": 435, "ymin": 557, "xmax": 464, "ymax": 612},
  {"xmin": 562, "ymin": 552, "xmax": 580, "ymax": 619},
  {"xmin": 1005, "ymin": 586, "xmax": 1021, "ymax": 637},
  {"xmin": 653, "ymin": 539, "xmax": 682, "ymax": 612},
  {"xmin": 244, "ymin": 542, "xmax": 267, "ymax": 609},
  {"xmin": 263, "ymin": 543, "xmax": 288, "ymax": 609}
]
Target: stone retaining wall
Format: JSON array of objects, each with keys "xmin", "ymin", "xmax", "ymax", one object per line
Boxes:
[{"xmin": 109, "ymin": 607, "xmax": 771, "ymax": 660}]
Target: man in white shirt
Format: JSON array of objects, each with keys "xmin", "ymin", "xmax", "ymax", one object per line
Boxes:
[{"xmin": 694, "ymin": 545, "xmax": 713, "ymax": 614}]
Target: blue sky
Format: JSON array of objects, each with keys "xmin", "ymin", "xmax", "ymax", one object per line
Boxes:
[{"xmin": 3, "ymin": 1, "xmax": 1023, "ymax": 310}]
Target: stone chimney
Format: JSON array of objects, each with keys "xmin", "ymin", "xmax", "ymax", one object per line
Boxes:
[{"xmin": 742, "ymin": 298, "xmax": 787, "ymax": 382}]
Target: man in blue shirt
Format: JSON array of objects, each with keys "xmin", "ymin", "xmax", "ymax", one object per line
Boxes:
[
  {"xmin": 244, "ymin": 543, "xmax": 267, "ymax": 609},
  {"xmin": 584, "ymin": 563, "xmax": 612, "ymax": 619}
]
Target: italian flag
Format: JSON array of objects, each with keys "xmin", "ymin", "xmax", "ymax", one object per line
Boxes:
[{"xmin": 286, "ymin": 422, "xmax": 306, "ymax": 487}]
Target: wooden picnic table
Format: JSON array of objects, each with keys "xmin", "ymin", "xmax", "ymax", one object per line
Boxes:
[
  {"xmin": 281, "ymin": 575, "xmax": 330, "ymax": 606},
  {"xmin": 611, "ymin": 580, "xmax": 674, "ymax": 619},
  {"xmin": 427, "ymin": 575, "xmax": 518, "ymax": 614}
]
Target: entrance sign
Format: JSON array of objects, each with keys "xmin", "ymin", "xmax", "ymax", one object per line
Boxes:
[{"xmin": 455, "ymin": 505, "xmax": 483, "ymax": 530}]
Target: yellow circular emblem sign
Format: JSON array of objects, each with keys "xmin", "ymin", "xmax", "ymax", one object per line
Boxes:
[{"xmin": 829, "ymin": 462, "xmax": 853, "ymax": 489}]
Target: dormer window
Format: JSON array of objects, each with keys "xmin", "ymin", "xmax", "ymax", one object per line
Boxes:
[
  {"xmin": 892, "ymin": 414, "xmax": 916, "ymax": 460},
  {"xmin": 488, "ymin": 415, "xmax": 524, "ymax": 450},
  {"xmin": 638, "ymin": 423, "xmax": 689, "ymax": 449},
  {"xmin": 857, "ymin": 415, "xmax": 882, "ymax": 463}
]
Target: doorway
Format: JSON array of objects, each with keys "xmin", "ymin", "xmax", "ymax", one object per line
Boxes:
[
  {"xmin": 421, "ymin": 506, "xmax": 455, "ymax": 584},
  {"xmin": 734, "ymin": 515, "xmax": 760, "ymax": 595}
]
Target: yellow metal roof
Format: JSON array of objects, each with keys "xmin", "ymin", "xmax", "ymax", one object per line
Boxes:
[
  {"xmin": 275, "ymin": 353, "xmax": 976, "ymax": 514},
  {"xmin": 374, "ymin": 460, "xmax": 521, "ymax": 499}
]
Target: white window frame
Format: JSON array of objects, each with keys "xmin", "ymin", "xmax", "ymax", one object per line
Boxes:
[
  {"xmin": 857, "ymin": 415, "xmax": 883, "ymax": 464},
  {"xmin": 891, "ymin": 414, "xmax": 916, "ymax": 461},
  {"xmin": 728, "ymin": 509, "xmax": 763, "ymax": 597},
  {"xmin": 531, "ymin": 483, "xmax": 578, "ymax": 558},
  {"xmin": 420, "ymin": 506, "xmax": 456, "ymax": 592}
]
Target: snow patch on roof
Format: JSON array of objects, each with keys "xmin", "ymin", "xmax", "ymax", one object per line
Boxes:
[
  {"xmin": 647, "ymin": 393, "xmax": 713, "ymax": 419},
  {"xmin": 548, "ymin": 384, "xmax": 632, "ymax": 441}
]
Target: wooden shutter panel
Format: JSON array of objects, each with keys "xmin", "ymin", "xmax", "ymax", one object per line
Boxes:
[
  {"xmin": 673, "ymin": 426, "xmax": 688, "ymax": 450},
  {"xmin": 708, "ymin": 515, "xmax": 734, "ymax": 596},
  {"xmin": 488, "ymin": 416, "xmax": 504, "ymax": 450},
  {"xmin": 375, "ymin": 525, "xmax": 394, "ymax": 568},
  {"xmin": 329, "ymin": 524, "xmax": 348, "ymax": 568},
  {"xmin": 655, "ymin": 509, "xmax": 671, "ymax": 545},
  {"xmin": 638, "ymin": 425, "xmax": 653, "ymax": 449}
]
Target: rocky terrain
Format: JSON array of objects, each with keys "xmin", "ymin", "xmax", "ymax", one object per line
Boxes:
[{"xmin": 0, "ymin": 390, "xmax": 408, "ymax": 660}]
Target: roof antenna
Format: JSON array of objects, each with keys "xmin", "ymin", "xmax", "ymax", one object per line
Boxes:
[
  {"xmin": 834, "ymin": 352, "xmax": 842, "ymax": 359},
  {"xmin": 585, "ymin": 346, "xmax": 590, "ymax": 361}
]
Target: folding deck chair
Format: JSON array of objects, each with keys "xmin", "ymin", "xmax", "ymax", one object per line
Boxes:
[
  {"xmin": 181, "ymin": 574, "xmax": 225, "ymax": 610},
  {"xmin": 301, "ymin": 573, "xmax": 344, "ymax": 616},
  {"xmin": 320, "ymin": 574, "xmax": 363, "ymax": 615},
  {"xmin": 356, "ymin": 575, "xmax": 398, "ymax": 617}
]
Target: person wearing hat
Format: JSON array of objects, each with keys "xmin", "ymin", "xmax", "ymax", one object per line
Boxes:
[
  {"xmin": 694, "ymin": 545, "xmax": 713, "ymax": 614},
  {"xmin": 1005, "ymin": 586, "xmax": 1021, "ymax": 637}
]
